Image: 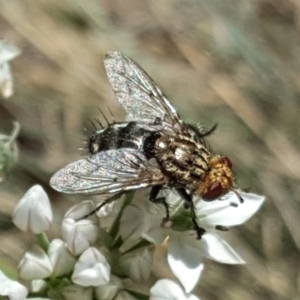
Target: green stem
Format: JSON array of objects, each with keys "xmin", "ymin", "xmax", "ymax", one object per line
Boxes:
[{"xmin": 36, "ymin": 232, "xmax": 50, "ymax": 252}]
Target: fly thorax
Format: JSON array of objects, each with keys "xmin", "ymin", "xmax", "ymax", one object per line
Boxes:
[
  {"xmin": 154, "ymin": 135, "xmax": 210, "ymax": 186},
  {"xmin": 196, "ymin": 155, "xmax": 234, "ymax": 201}
]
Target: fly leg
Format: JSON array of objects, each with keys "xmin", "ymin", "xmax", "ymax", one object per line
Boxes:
[
  {"xmin": 176, "ymin": 188, "xmax": 206, "ymax": 239},
  {"xmin": 77, "ymin": 192, "xmax": 123, "ymax": 220},
  {"xmin": 149, "ymin": 185, "xmax": 171, "ymax": 227}
]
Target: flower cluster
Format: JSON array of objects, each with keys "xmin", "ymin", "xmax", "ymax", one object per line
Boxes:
[{"xmin": 1, "ymin": 184, "xmax": 265, "ymax": 300}]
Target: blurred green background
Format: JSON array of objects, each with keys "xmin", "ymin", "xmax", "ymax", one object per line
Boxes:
[{"xmin": 1, "ymin": 0, "xmax": 300, "ymax": 299}]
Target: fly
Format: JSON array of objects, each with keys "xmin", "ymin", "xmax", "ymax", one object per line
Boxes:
[{"xmin": 50, "ymin": 52, "xmax": 241, "ymax": 239}]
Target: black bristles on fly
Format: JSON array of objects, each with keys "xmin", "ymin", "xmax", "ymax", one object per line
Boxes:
[
  {"xmin": 89, "ymin": 120, "xmax": 98, "ymax": 130},
  {"xmin": 94, "ymin": 118, "xmax": 104, "ymax": 129},
  {"xmin": 97, "ymin": 108, "xmax": 110, "ymax": 126},
  {"xmin": 107, "ymin": 106, "xmax": 115, "ymax": 123}
]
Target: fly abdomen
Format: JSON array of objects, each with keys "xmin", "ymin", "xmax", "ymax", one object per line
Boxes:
[{"xmin": 88, "ymin": 121, "xmax": 163, "ymax": 155}]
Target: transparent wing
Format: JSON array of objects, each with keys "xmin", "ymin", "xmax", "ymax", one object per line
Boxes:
[
  {"xmin": 50, "ymin": 148, "xmax": 166, "ymax": 194},
  {"xmin": 104, "ymin": 51, "xmax": 183, "ymax": 127}
]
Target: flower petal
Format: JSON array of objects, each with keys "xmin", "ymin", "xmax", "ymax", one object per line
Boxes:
[
  {"xmin": 198, "ymin": 232, "xmax": 245, "ymax": 264},
  {"xmin": 168, "ymin": 235, "xmax": 204, "ymax": 293},
  {"xmin": 72, "ymin": 247, "xmax": 110, "ymax": 287},
  {"xmin": 119, "ymin": 246, "xmax": 154, "ymax": 283},
  {"xmin": 0, "ymin": 270, "xmax": 28, "ymax": 300},
  {"xmin": 18, "ymin": 245, "xmax": 53, "ymax": 280},
  {"xmin": 94, "ymin": 275, "xmax": 123, "ymax": 300},
  {"xmin": 62, "ymin": 218, "xmax": 99, "ymax": 256},
  {"xmin": 48, "ymin": 239, "xmax": 76, "ymax": 277},
  {"xmin": 120, "ymin": 198, "xmax": 165, "ymax": 252},
  {"xmin": 30, "ymin": 279, "xmax": 47, "ymax": 293},
  {"xmin": 62, "ymin": 201, "xmax": 99, "ymax": 256},
  {"xmin": 12, "ymin": 185, "xmax": 53, "ymax": 233},
  {"xmin": 64, "ymin": 200, "xmax": 98, "ymax": 221},
  {"xmin": 197, "ymin": 192, "xmax": 265, "ymax": 228},
  {"xmin": 150, "ymin": 279, "xmax": 200, "ymax": 300}
]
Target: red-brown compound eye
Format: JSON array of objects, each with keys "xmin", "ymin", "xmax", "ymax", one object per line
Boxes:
[
  {"xmin": 202, "ymin": 182, "xmax": 224, "ymax": 201},
  {"xmin": 222, "ymin": 156, "xmax": 232, "ymax": 169}
]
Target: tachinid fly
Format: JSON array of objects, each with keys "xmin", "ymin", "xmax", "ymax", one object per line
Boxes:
[{"xmin": 50, "ymin": 52, "xmax": 240, "ymax": 239}]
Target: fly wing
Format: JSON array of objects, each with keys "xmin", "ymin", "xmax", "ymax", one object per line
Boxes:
[
  {"xmin": 50, "ymin": 148, "xmax": 166, "ymax": 194},
  {"xmin": 104, "ymin": 51, "xmax": 183, "ymax": 128}
]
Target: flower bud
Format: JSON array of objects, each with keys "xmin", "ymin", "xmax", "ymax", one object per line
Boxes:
[
  {"xmin": 0, "ymin": 270, "xmax": 28, "ymax": 300},
  {"xmin": 48, "ymin": 239, "xmax": 76, "ymax": 277},
  {"xmin": 94, "ymin": 276, "xmax": 122, "ymax": 300},
  {"xmin": 0, "ymin": 122, "xmax": 20, "ymax": 182},
  {"xmin": 62, "ymin": 201, "xmax": 99, "ymax": 256},
  {"xmin": 0, "ymin": 62, "xmax": 14, "ymax": 98},
  {"xmin": 30, "ymin": 279, "xmax": 47, "ymax": 293},
  {"xmin": 119, "ymin": 246, "xmax": 154, "ymax": 283},
  {"xmin": 18, "ymin": 245, "xmax": 53, "ymax": 280},
  {"xmin": 0, "ymin": 39, "xmax": 20, "ymax": 63},
  {"xmin": 72, "ymin": 247, "xmax": 110, "ymax": 287},
  {"xmin": 13, "ymin": 185, "xmax": 53, "ymax": 233},
  {"xmin": 0, "ymin": 39, "xmax": 20, "ymax": 99}
]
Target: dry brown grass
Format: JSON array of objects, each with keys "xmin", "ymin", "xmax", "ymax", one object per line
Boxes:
[{"xmin": 0, "ymin": 0, "xmax": 300, "ymax": 299}]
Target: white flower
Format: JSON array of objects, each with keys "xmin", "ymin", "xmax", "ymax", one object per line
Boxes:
[
  {"xmin": 121, "ymin": 190, "xmax": 265, "ymax": 292},
  {"xmin": 0, "ymin": 270, "xmax": 28, "ymax": 300},
  {"xmin": 150, "ymin": 279, "xmax": 200, "ymax": 300},
  {"xmin": 72, "ymin": 247, "xmax": 110, "ymax": 287},
  {"xmin": 18, "ymin": 245, "xmax": 53, "ymax": 280},
  {"xmin": 0, "ymin": 39, "xmax": 20, "ymax": 98},
  {"xmin": 48, "ymin": 239, "xmax": 76, "ymax": 277},
  {"xmin": 0, "ymin": 121, "xmax": 20, "ymax": 182},
  {"xmin": 30, "ymin": 279, "xmax": 47, "ymax": 293},
  {"xmin": 94, "ymin": 275, "xmax": 123, "ymax": 300},
  {"xmin": 119, "ymin": 246, "xmax": 154, "ymax": 283},
  {"xmin": 12, "ymin": 185, "xmax": 53, "ymax": 233},
  {"xmin": 62, "ymin": 201, "xmax": 99, "ymax": 256}
]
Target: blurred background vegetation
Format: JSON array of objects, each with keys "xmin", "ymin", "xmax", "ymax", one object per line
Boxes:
[{"xmin": 0, "ymin": 0, "xmax": 300, "ymax": 299}]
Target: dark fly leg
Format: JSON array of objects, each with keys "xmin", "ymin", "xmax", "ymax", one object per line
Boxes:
[
  {"xmin": 149, "ymin": 185, "xmax": 170, "ymax": 221},
  {"xmin": 188, "ymin": 123, "xmax": 218, "ymax": 140},
  {"xmin": 176, "ymin": 188, "xmax": 206, "ymax": 239},
  {"xmin": 215, "ymin": 225, "xmax": 229, "ymax": 231},
  {"xmin": 77, "ymin": 192, "xmax": 123, "ymax": 220}
]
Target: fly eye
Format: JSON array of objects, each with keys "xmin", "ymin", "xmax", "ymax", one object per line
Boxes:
[
  {"xmin": 222, "ymin": 156, "xmax": 232, "ymax": 169},
  {"xmin": 202, "ymin": 182, "xmax": 223, "ymax": 201}
]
